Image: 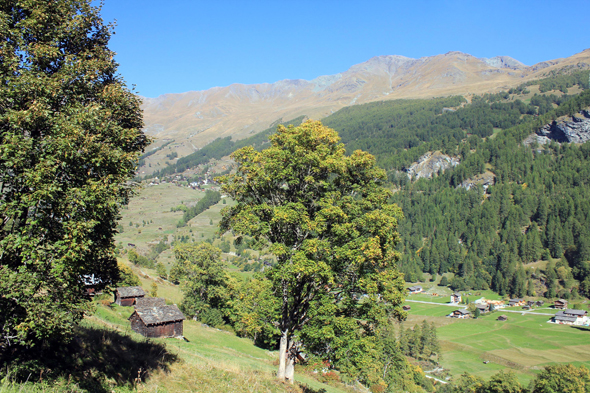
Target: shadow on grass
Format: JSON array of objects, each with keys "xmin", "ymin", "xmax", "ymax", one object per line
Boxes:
[
  {"xmin": 570, "ymin": 325, "xmax": 590, "ymax": 332},
  {"xmin": 299, "ymin": 385, "xmax": 327, "ymax": 393},
  {"xmin": 1, "ymin": 324, "xmax": 179, "ymax": 393}
]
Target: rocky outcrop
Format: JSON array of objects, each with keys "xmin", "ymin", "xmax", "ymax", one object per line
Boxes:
[
  {"xmin": 459, "ymin": 171, "xmax": 496, "ymax": 191},
  {"xmin": 405, "ymin": 151, "xmax": 460, "ymax": 180},
  {"xmin": 537, "ymin": 110, "xmax": 590, "ymax": 144}
]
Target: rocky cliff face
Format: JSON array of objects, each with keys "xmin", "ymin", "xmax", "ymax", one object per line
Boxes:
[
  {"xmin": 536, "ymin": 109, "xmax": 590, "ymax": 144},
  {"xmin": 405, "ymin": 151, "xmax": 460, "ymax": 180}
]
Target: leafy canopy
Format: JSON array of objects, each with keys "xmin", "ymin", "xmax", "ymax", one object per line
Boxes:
[
  {"xmin": 218, "ymin": 120, "xmax": 406, "ymax": 382},
  {"xmin": 0, "ymin": 0, "xmax": 148, "ymax": 350}
]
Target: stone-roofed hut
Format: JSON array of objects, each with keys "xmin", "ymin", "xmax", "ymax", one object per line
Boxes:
[
  {"xmin": 129, "ymin": 305, "xmax": 186, "ymax": 338},
  {"xmin": 135, "ymin": 297, "xmax": 167, "ymax": 308},
  {"xmin": 114, "ymin": 286, "xmax": 146, "ymax": 306}
]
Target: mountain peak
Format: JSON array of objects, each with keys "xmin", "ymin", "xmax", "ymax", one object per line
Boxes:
[{"xmin": 482, "ymin": 56, "xmax": 527, "ymax": 70}]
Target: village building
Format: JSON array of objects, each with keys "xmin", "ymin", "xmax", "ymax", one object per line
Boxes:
[
  {"xmin": 497, "ymin": 315, "xmax": 508, "ymax": 321},
  {"xmin": 475, "ymin": 303, "xmax": 490, "ymax": 313},
  {"xmin": 129, "ymin": 305, "xmax": 186, "ymax": 338},
  {"xmin": 508, "ymin": 298, "xmax": 525, "ymax": 307},
  {"xmin": 408, "ymin": 286, "xmax": 423, "ymax": 294},
  {"xmin": 450, "ymin": 309, "xmax": 470, "ymax": 319},
  {"xmin": 135, "ymin": 297, "xmax": 167, "ymax": 308},
  {"xmin": 82, "ymin": 274, "xmax": 102, "ymax": 297},
  {"xmin": 551, "ymin": 309, "xmax": 588, "ymax": 325},
  {"xmin": 450, "ymin": 293, "xmax": 462, "ymax": 303},
  {"xmin": 554, "ymin": 299, "xmax": 568, "ymax": 309},
  {"xmin": 403, "ymin": 305, "xmax": 411, "ymax": 311},
  {"xmin": 114, "ymin": 286, "xmax": 146, "ymax": 306}
]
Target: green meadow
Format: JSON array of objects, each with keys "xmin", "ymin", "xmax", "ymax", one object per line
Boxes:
[{"xmin": 404, "ymin": 301, "xmax": 590, "ymax": 385}]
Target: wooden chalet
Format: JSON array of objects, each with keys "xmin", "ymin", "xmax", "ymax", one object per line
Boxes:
[
  {"xmin": 497, "ymin": 315, "xmax": 508, "ymax": 321},
  {"xmin": 450, "ymin": 309, "xmax": 470, "ymax": 319},
  {"xmin": 129, "ymin": 305, "xmax": 186, "ymax": 338},
  {"xmin": 475, "ymin": 303, "xmax": 490, "ymax": 313},
  {"xmin": 114, "ymin": 286, "xmax": 146, "ymax": 306},
  {"xmin": 450, "ymin": 293, "xmax": 462, "ymax": 303},
  {"xmin": 554, "ymin": 299, "xmax": 568, "ymax": 309},
  {"xmin": 408, "ymin": 286, "xmax": 423, "ymax": 294},
  {"xmin": 553, "ymin": 311, "xmax": 577, "ymax": 325},
  {"xmin": 403, "ymin": 305, "xmax": 411, "ymax": 311},
  {"xmin": 135, "ymin": 297, "xmax": 166, "ymax": 308}
]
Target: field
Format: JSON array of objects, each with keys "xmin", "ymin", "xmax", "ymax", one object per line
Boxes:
[{"xmin": 403, "ymin": 296, "xmax": 590, "ymax": 385}]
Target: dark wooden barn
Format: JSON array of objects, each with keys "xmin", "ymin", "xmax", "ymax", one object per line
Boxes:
[
  {"xmin": 129, "ymin": 305, "xmax": 185, "ymax": 338},
  {"xmin": 135, "ymin": 297, "xmax": 166, "ymax": 308},
  {"xmin": 114, "ymin": 286, "xmax": 146, "ymax": 306}
]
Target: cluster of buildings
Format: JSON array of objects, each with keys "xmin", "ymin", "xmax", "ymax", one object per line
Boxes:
[
  {"xmin": 446, "ymin": 294, "xmax": 588, "ymax": 326},
  {"xmin": 147, "ymin": 174, "xmax": 221, "ymax": 191},
  {"xmin": 114, "ymin": 286, "xmax": 186, "ymax": 338}
]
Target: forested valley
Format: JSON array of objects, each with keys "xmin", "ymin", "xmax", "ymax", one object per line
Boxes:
[{"xmin": 321, "ymin": 70, "xmax": 590, "ymax": 300}]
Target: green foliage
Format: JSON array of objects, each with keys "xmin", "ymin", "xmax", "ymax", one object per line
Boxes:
[
  {"xmin": 439, "ymin": 276, "xmax": 449, "ymax": 286},
  {"xmin": 218, "ymin": 120, "xmax": 406, "ymax": 383},
  {"xmin": 128, "ymin": 249, "xmax": 155, "ymax": 269},
  {"xmin": 532, "ymin": 364, "xmax": 590, "ymax": 393},
  {"xmin": 117, "ymin": 262, "xmax": 141, "ymax": 287},
  {"xmin": 398, "ymin": 321, "xmax": 441, "ymax": 363},
  {"xmin": 199, "ymin": 308, "xmax": 225, "ymax": 328},
  {"xmin": 150, "ymin": 282, "xmax": 158, "ymax": 297},
  {"xmin": 156, "ymin": 262, "xmax": 167, "ymax": 279},
  {"xmin": 227, "ymin": 277, "xmax": 280, "ymax": 348},
  {"xmin": 172, "ymin": 243, "xmax": 230, "ymax": 319},
  {"xmin": 380, "ymin": 323, "xmax": 430, "ymax": 393},
  {"xmin": 0, "ymin": 0, "xmax": 149, "ymax": 349}
]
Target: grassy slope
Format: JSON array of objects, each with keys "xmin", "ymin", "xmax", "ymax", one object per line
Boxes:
[{"xmin": 85, "ymin": 302, "xmax": 346, "ymax": 393}]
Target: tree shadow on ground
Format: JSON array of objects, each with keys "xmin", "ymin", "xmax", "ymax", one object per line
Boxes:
[
  {"xmin": 569, "ymin": 325, "xmax": 590, "ymax": 332},
  {"xmin": 1, "ymin": 324, "xmax": 179, "ymax": 392}
]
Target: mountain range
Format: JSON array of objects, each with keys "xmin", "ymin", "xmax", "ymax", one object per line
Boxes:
[{"xmin": 141, "ymin": 49, "xmax": 590, "ymax": 154}]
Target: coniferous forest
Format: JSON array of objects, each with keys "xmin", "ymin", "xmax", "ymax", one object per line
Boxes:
[{"xmin": 322, "ymin": 70, "xmax": 590, "ymax": 299}]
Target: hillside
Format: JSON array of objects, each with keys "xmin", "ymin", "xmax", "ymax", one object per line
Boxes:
[{"xmin": 140, "ymin": 49, "xmax": 590, "ymax": 170}]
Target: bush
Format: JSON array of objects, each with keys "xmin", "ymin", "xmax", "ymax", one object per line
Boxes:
[
  {"xmin": 199, "ymin": 308, "xmax": 224, "ymax": 327},
  {"xmin": 439, "ymin": 276, "xmax": 449, "ymax": 286}
]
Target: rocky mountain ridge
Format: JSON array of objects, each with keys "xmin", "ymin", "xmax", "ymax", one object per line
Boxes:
[{"xmin": 141, "ymin": 49, "xmax": 590, "ymax": 166}]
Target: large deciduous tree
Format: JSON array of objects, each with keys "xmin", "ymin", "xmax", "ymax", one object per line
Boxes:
[
  {"xmin": 218, "ymin": 120, "xmax": 406, "ymax": 383},
  {"xmin": 0, "ymin": 0, "xmax": 148, "ymax": 351}
]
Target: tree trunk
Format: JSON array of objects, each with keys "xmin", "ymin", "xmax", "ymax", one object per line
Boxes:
[
  {"xmin": 277, "ymin": 329, "xmax": 288, "ymax": 381},
  {"xmin": 285, "ymin": 341, "xmax": 295, "ymax": 384}
]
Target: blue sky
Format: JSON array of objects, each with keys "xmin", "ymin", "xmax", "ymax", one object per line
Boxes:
[{"xmin": 99, "ymin": 1, "xmax": 590, "ymax": 98}]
